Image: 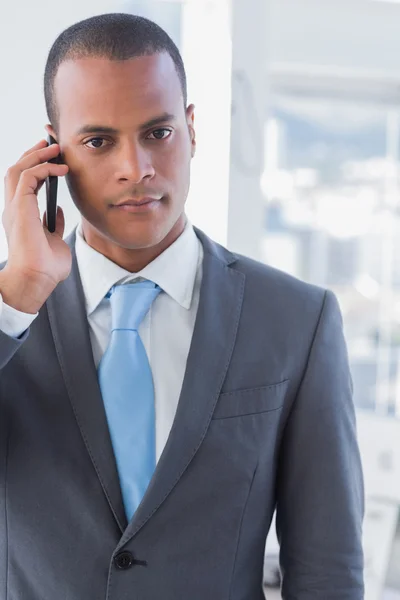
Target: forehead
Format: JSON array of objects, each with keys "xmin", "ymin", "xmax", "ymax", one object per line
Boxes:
[{"xmin": 53, "ymin": 53, "xmax": 184, "ymax": 132}]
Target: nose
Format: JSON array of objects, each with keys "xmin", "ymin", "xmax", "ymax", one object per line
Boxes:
[{"xmin": 116, "ymin": 140, "xmax": 155, "ymax": 183}]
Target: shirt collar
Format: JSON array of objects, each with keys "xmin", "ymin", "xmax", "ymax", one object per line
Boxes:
[{"xmin": 75, "ymin": 218, "xmax": 201, "ymax": 317}]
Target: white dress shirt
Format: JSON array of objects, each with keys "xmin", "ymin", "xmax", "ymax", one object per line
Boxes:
[{"xmin": 0, "ymin": 220, "xmax": 203, "ymax": 462}]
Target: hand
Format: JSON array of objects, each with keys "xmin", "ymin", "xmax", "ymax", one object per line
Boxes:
[{"xmin": 0, "ymin": 139, "xmax": 71, "ymax": 313}]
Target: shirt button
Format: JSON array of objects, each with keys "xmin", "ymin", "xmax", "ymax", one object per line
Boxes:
[{"xmin": 114, "ymin": 551, "xmax": 134, "ymax": 570}]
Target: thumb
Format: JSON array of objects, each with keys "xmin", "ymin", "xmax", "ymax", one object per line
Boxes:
[
  {"xmin": 54, "ymin": 205, "xmax": 65, "ymax": 238},
  {"xmin": 42, "ymin": 206, "xmax": 65, "ymax": 237}
]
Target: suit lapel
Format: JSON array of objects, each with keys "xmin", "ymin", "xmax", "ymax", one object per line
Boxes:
[
  {"xmin": 120, "ymin": 227, "xmax": 245, "ymax": 546},
  {"xmin": 46, "ymin": 228, "xmax": 128, "ymax": 533},
  {"xmin": 46, "ymin": 225, "xmax": 245, "ymax": 543}
]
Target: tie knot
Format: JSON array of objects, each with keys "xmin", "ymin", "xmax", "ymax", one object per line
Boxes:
[{"xmin": 108, "ymin": 281, "xmax": 161, "ymax": 331}]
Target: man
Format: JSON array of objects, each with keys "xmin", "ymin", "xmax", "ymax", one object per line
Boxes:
[{"xmin": 0, "ymin": 13, "xmax": 364, "ymax": 600}]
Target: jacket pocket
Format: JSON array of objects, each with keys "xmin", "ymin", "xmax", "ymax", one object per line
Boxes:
[{"xmin": 212, "ymin": 380, "xmax": 289, "ymax": 420}]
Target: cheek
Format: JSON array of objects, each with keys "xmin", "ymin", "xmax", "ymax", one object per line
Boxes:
[
  {"xmin": 66, "ymin": 156, "xmax": 106, "ymax": 195},
  {"xmin": 65, "ymin": 169, "xmax": 103, "ymax": 210},
  {"xmin": 161, "ymin": 137, "xmax": 192, "ymax": 182}
]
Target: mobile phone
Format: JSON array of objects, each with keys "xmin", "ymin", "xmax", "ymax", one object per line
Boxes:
[{"xmin": 45, "ymin": 135, "xmax": 61, "ymax": 233}]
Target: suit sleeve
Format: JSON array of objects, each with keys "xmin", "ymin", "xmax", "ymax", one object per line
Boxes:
[
  {"xmin": 276, "ymin": 289, "xmax": 364, "ymax": 600},
  {"xmin": 0, "ymin": 294, "xmax": 32, "ymax": 368}
]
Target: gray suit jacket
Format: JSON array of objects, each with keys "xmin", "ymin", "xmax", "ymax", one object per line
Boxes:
[{"xmin": 0, "ymin": 227, "xmax": 364, "ymax": 600}]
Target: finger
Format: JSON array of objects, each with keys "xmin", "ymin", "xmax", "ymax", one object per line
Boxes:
[
  {"xmin": 5, "ymin": 144, "xmax": 65, "ymax": 204},
  {"xmin": 14, "ymin": 162, "xmax": 68, "ymax": 200},
  {"xmin": 36, "ymin": 179, "xmax": 45, "ymax": 194},
  {"xmin": 18, "ymin": 143, "xmax": 61, "ymax": 171},
  {"xmin": 18, "ymin": 139, "xmax": 48, "ymax": 161}
]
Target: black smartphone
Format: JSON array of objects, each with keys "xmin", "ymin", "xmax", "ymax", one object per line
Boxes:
[{"xmin": 45, "ymin": 135, "xmax": 61, "ymax": 233}]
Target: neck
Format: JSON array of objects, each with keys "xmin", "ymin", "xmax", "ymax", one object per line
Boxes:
[{"xmin": 80, "ymin": 214, "xmax": 187, "ymax": 272}]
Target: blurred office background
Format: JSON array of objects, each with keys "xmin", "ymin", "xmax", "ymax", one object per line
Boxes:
[{"xmin": 2, "ymin": 0, "xmax": 400, "ymax": 598}]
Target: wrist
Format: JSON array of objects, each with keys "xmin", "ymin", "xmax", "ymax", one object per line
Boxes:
[{"xmin": 0, "ymin": 268, "xmax": 54, "ymax": 314}]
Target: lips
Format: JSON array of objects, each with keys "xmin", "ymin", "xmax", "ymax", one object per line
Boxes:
[
  {"xmin": 114, "ymin": 197, "xmax": 162, "ymax": 207},
  {"xmin": 111, "ymin": 197, "xmax": 162, "ymax": 214}
]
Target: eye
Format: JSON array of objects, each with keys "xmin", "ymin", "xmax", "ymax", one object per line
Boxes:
[
  {"xmin": 84, "ymin": 137, "xmax": 109, "ymax": 149},
  {"xmin": 147, "ymin": 128, "xmax": 172, "ymax": 141}
]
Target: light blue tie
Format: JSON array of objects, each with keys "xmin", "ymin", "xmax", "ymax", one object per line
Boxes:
[{"xmin": 98, "ymin": 281, "xmax": 161, "ymax": 522}]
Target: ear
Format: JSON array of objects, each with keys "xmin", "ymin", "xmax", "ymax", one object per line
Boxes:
[
  {"xmin": 186, "ymin": 104, "xmax": 196, "ymax": 158},
  {"xmin": 45, "ymin": 123, "xmax": 57, "ymax": 142}
]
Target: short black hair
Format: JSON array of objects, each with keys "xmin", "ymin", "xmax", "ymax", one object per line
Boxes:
[{"xmin": 44, "ymin": 13, "xmax": 187, "ymax": 131}]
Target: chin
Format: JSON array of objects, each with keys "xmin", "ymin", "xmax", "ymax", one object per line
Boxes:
[
  {"xmin": 82, "ymin": 207, "xmax": 185, "ymax": 253},
  {"xmin": 107, "ymin": 221, "xmax": 173, "ymax": 250}
]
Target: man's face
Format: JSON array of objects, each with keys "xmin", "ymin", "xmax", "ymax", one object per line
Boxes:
[{"xmin": 49, "ymin": 53, "xmax": 195, "ymax": 256}]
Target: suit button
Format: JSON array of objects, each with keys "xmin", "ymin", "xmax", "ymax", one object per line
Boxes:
[{"xmin": 114, "ymin": 551, "xmax": 134, "ymax": 570}]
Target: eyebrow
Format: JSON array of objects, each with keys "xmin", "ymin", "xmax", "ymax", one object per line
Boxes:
[{"xmin": 75, "ymin": 113, "xmax": 176, "ymax": 137}]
